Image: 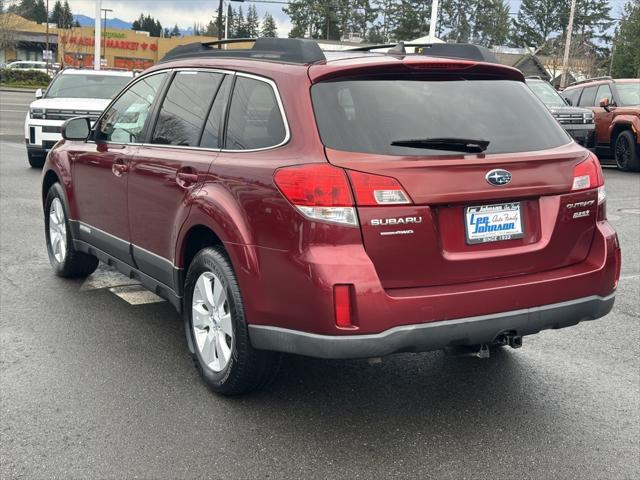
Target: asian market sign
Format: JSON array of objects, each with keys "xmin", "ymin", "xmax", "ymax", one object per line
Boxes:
[{"xmin": 59, "ymin": 35, "xmax": 158, "ymax": 52}]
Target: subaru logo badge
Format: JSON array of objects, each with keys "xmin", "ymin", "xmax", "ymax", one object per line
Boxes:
[{"xmin": 485, "ymin": 169, "xmax": 512, "ymax": 186}]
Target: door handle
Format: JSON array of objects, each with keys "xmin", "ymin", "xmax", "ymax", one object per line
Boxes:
[
  {"xmin": 176, "ymin": 171, "xmax": 199, "ymax": 186},
  {"xmin": 112, "ymin": 159, "xmax": 129, "ymax": 177}
]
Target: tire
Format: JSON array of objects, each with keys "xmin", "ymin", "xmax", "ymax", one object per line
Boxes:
[
  {"xmin": 614, "ymin": 130, "xmax": 640, "ymax": 172},
  {"xmin": 44, "ymin": 183, "xmax": 99, "ymax": 278},
  {"xmin": 185, "ymin": 246, "xmax": 280, "ymax": 395},
  {"xmin": 28, "ymin": 151, "xmax": 45, "ymax": 169}
]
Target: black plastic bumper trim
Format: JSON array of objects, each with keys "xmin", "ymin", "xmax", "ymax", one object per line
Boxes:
[{"xmin": 248, "ymin": 294, "xmax": 615, "ymax": 359}]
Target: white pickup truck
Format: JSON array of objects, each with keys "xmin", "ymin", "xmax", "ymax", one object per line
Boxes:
[{"xmin": 25, "ymin": 68, "xmax": 133, "ymax": 167}]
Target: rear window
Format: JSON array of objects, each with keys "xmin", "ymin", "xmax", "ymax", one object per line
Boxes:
[
  {"xmin": 311, "ymin": 78, "xmax": 570, "ymax": 156},
  {"xmin": 46, "ymin": 74, "xmax": 131, "ymax": 99}
]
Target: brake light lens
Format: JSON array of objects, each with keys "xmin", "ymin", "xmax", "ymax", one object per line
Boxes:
[
  {"xmin": 347, "ymin": 171, "xmax": 412, "ymax": 206},
  {"xmin": 572, "ymin": 153, "xmax": 604, "ymax": 192},
  {"xmin": 274, "ymin": 164, "xmax": 358, "ymax": 226}
]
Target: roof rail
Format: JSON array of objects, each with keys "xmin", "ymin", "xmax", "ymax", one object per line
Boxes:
[
  {"xmin": 525, "ymin": 75, "xmax": 543, "ymax": 80},
  {"xmin": 568, "ymin": 76, "xmax": 613, "ymax": 87},
  {"xmin": 160, "ymin": 37, "xmax": 326, "ymax": 65},
  {"xmin": 349, "ymin": 42, "xmax": 499, "ymax": 63}
]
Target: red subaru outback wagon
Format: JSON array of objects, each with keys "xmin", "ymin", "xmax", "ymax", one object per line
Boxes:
[{"xmin": 42, "ymin": 39, "xmax": 620, "ymax": 395}]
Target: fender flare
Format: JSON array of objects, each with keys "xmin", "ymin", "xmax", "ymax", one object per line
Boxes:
[{"xmin": 609, "ymin": 115, "xmax": 640, "ymax": 144}]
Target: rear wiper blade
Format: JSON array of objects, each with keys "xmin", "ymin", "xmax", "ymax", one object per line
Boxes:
[{"xmin": 390, "ymin": 137, "xmax": 490, "ymax": 153}]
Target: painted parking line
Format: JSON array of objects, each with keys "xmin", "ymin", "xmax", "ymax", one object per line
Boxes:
[
  {"xmin": 109, "ymin": 285, "xmax": 165, "ymax": 305},
  {"xmin": 80, "ymin": 264, "xmax": 166, "ymax": 305},
  {"xmin": 80, "ymin": 265, "xmax": 139, "ymax": 291}
]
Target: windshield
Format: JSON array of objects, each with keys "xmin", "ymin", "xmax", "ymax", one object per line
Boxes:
[
  {"xmin": 616, "ymin": 83, "xmax": 640, "ymax": 106},
  {"xmin": 46, "ymin": 74, "xmax": 130, "ymax": 99},
  {"xmin": 527, "ymin": 80, "xmax": 567, "ymax": 108},
  {"xmin": 311, "ymin": 78, "xmax": 570, "ymax": 156}
]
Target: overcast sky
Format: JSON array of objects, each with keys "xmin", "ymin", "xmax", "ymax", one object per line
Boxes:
[{"xmin": 10, "ymin": 1, "xmax": 631, "ymax": 37}]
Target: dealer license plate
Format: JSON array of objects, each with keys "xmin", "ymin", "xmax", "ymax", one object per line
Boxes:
[{"xmin": 464, "ymin": 202, "xmax": 524, "ymax": 244}]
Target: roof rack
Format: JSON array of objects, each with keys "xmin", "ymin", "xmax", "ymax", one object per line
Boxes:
[
  {"xmin": 568, "ymin": 76, "xmax": 612, "ymax": 87},
  {"xmin": 160, "ymin": 37, "xmax": 326, "ymax": 65},
  {"xmin": 525, "ymin": 75, "xmax": 543, "ymax": 80},
  {"xmin": 349, "ymin": 42, "xmax": 499, "ymax": 63}
]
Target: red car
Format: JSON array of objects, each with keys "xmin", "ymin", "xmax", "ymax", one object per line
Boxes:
[{"xmin": 42, "ymin": 39, "xmax": 620, "ymax": 395}]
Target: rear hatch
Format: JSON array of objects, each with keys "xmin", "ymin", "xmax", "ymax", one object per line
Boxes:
[{"xmin": 311, "ymin": 68, "xmax": 601, "ymax": 289}]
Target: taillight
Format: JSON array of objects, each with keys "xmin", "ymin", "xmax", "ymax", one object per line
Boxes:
[
  {"xmin": 572, "ymin": 153, "xmax": 604, "ymax": 191},
  {"xmin": 347, "ymin": 170, "xmax": 412, "ymax": 206},
  {"xmin": 614, "ymin": 238, "xmax": 621, "ymax": 289},
  {"xmin": 572, "ymin": 153, "xmax": 607, "ymax": 220},
  {"xmin": 273, "ymin": 164, "xmax": 358, "ymax": 226}
]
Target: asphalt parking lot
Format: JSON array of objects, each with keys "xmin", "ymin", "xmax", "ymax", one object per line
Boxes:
[{"xmin": 1, "ymin": 89, "xmax": 639, "ymax": 479}]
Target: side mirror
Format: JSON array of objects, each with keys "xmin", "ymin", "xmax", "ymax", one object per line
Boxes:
[
  {"xmin": 35, "ymin": 88, "xmax": 43, "ymax": 99},
  {"xmin": 599, "ymin": 97, "xmax": 610, "ymax": 111},
  {"xmin": 62, "ymin": 117, "xmax": 91, "ymax": 141}
]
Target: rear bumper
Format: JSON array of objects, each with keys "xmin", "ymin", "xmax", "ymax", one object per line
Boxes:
[{"xmin": 249, "ymin": 293, "xmax": 615, "ymax": 359}]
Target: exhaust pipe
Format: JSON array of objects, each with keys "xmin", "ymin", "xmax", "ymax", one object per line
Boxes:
[{"xmin": 494, "ymin": 332, "xmax": 523, "ymax": 349}]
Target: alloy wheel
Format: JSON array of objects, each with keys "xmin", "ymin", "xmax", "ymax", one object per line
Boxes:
[
  {"xmin": 191, "ymin": 271, "xmax": 233, "ymax": 372},
  {"xmin": 615, "ymin": 135, "xmax": 631, "ymax": 168},
  {"xmin": 48, "ymin": 198, "xmax": 67, "ymax": 263}
]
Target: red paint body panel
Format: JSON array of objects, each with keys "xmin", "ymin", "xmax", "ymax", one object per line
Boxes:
[{"xmin": 42, "ymin": 51, "xmax": 619, "ymax": 344}]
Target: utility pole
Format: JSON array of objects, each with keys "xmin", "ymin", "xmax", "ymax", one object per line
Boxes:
[
  {"xmin": 560, "ymin": 0, "xmax": 577, "ymax": 89},
  {"xmin": 94, "ymin": 0, "xmax": 101, "ymax": 70},
  {"xmin": 428, "ymin": 0, "xmax": 439, "ymax": 41}
]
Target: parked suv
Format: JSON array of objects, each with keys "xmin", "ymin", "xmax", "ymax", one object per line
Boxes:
[
  {"xmin": 526, "ymin": 77, "xmax": 595, "ymax": 148},
  {"xmin": 562, "ymin": 77, "xmax": 640, "ymax": 171},
  {"xmin": 25, "ymin": 68, "xmax": 133, "ymax": 168},
  {"xmin": 41, "ymin": 39, "xmax": 620, "ymax": 395}
]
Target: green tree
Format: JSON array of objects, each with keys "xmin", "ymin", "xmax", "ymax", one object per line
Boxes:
[
  {"xmin": 261, "ymin": 13, "xmax": 278, "ymax": 37},
  {"xmin": 233, "ymin": 6, "xmax": 249, "ymax": 38},
  {"xmin": 132, "ymin": 14, "xmax": 163, "ymax": 37},
  {"xmin": 246, "ymin": 4, "xmax": 259, "ymax": 37},
  {"xmin": 611, "ymin": 0, "xmax": 640, "ymax": 77},
  {"xmin": 171, "ymin": 24, "xmax": 181, "ymax": 37},
  {"xmin": 470, "ymin": 0, "xmax": 511, "ymax": 46},
  {"xmin": 33, "ymin": 0, "xmax": 47, "ymax": 23},
  {"xmin": 511, "ymin": 0, "xmax": 563, "ymax": 48},
  {"xmin": 60, "ymin": 0, "xmax": 73, "ymax": 28},
  {"xmin": 49, "ymin": 0, "xmax": 63, "ymax": 26}
]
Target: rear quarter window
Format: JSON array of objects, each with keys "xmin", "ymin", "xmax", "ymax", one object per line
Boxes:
[{"xmin": 225, "ymin": 76, "xmax": 287, "ymax": 150}]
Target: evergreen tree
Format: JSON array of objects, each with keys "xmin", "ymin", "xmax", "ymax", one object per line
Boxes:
[
  {"xmin": 246, "ymin": 4, "xmax": 260, "ymax": 38},
  {"xmin": 470, "ymin": 0, "xmax": 511, "ymax": 46},
  {"xmin": 233, "ymin": 6, "xmax": 249, "ymax": 38},
  {"xmin": 261, "ymin": 13, "xmax": 278, "ymax": 37},
  {"xmin": 171, "ymin": 24, "xmax": 181, "ymax": 37},
  {"xmin": 33, "ymin": 0, "xmax": 47, "ymax": 23},
  {"xmin": 16, "ymin": 0, "xmax": 37, "ymax": 21},
  {"xmin": 205, "ymin": 19, "xmax": 217, "ymax": 37},
  {"xmin": 611, "ymin": 0, "xmax": 640, "ymax": 78},
  {"xmin": 60, "ymin": 0, "xmax": 73, "ymax": 28},
  {"xmin": 511, "ymin": 0, "xmax": 563, "ymax": 48},
  {"xmin": 131, "ymin": 14, "xmax": 163, "ymax": 37},
  {"xmin": 49, "ymin": 0, "xmax": 63, "ymax": 27}
]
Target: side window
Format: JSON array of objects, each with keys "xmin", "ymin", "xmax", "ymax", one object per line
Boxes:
[
  {"xmin": 98, "ymin": 72, "xmax": 167, "ymax": 143},
  {"xmin": 200, "ymin": 75, "xmax": 232, "ymax": 149},
  {"xmin": 562, "ymin": 88, "xmax": 579, "ymax": 106},
  {"xmin": 595, "ymin": 84, "xmax": 613, "ymax": 104},
  {"xmin": 578, "ymin": 86, "xmax": 598, "ymax": 107},
  {"xmin": 225, "ymin": 76, "xmax": 287, "ymax": 150},
  {"xmin": 151, "ymin": 71, "xmax": 223, "ymax": 146}
]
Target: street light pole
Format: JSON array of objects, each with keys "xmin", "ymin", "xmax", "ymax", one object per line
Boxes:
[
  {"xmin": 45, "ymin": 0, "xmax": 49, "ymax": 69},
  {"xmin": 94, "ymin": 0, "xmax": 101, "ymax": 70},
  {"xmin": 101, "ymin": 8, "xmax": 113, "ymax": 64},
  {"xmin": 560, "ymin": 0, "xmax": 577, "ymax": 89},
  {"xmin": 428, "ymin": 0, "xmax": 439, "ymax": 41}
]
